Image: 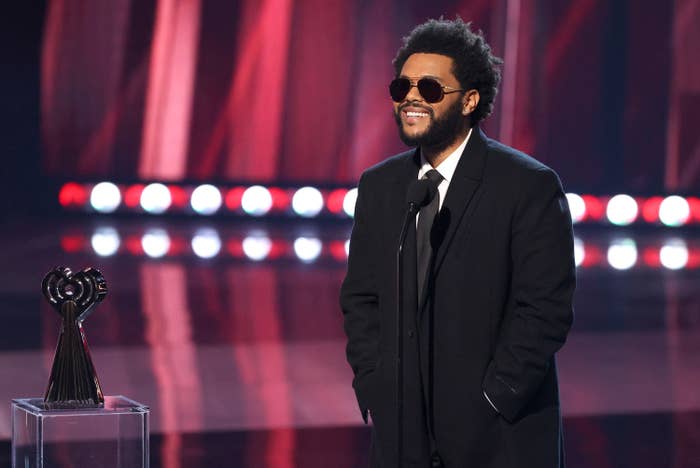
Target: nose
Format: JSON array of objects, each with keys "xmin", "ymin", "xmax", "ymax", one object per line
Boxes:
[{"xmin": 404, "ymin": 83, "xmax": 423, "ymax": 102}]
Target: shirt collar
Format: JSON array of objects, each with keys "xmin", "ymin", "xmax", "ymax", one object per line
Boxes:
[{"xmin": 418, "ymin": 127, "xmax": 472, "ymax": 183}]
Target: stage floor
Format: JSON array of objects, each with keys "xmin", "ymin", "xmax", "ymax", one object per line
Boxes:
[{"xmin": 1, "ymin": 217, "xmax": 699, "ymax": 467}]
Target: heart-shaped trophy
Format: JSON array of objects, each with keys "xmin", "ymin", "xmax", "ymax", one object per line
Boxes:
[{"xmin": 42, "ymin": 267, "xmax": 107, "ymax": 407}]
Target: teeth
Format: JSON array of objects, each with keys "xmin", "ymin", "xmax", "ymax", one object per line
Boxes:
[{"xmin": 406, "ymin": 111, "xmax": 428, "ymax": 118}]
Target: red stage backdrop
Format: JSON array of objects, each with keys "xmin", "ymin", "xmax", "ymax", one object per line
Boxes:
[{"xmin": 40, "ymin": 0, "xmax": 700, "ymax": 192}]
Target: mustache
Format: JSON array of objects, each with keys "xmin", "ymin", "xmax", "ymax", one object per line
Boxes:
[{"xmin": 398, "ymin": 101, "xmax": 434, "ymax": 115}]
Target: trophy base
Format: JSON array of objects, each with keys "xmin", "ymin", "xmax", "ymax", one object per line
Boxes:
[{"xmin": 11, "ymin": 395, "xmax": 149, "ymax": 468}]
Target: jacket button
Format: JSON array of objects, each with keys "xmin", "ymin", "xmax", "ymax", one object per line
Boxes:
[{"xmin": 408, "ymin": 330, "xmax": 415, "ymax": 338}]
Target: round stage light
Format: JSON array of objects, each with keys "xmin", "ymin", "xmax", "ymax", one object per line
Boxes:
[
  {"xmin": 242, "ymin": 234, "xmax": 272, "ymax": 261},
  {"xmin": 89, "ymin": 182, "xmax": 121, "ymax": 213},
  {"xmin": 573, "ymin": 237, "xmax": 585, "ymax": 267},
  {"xmin": 91, "ymin": 227, "xmax": 120, "ymax": 257},
  {"xmin": 658, "ymin": 196, "xmax": 690, "ymax": 227},
  {"xmin": 292, "ymin": 187, "xmax": 324, "ymax": 217},
  {"xmin": 659, "ymin": 240, "xmax": 688, "ymax": 270},
  {"xmin": 327, "ymin": 189, "xmax": 348, "ymax": 214},
  {"xmin": 241, "ymin": 186, "xmax": 273, "ymax": 216},
  {"xmin": 191, "ymin": 228, "xmax": 221, "ymax": 259},
  {"xmin": 140, "ymin": 183, "xmax": 172, "ymax": 214},
  {"xmin": 607, "ymin": 239, "xmax": 638, "ymax": 270},
  {"xmin": 141, "ymin": 229, "xmax": 170, "ymax": 258},
  {"xmin": 190, "ymin": 184, "xmax": 223, "ymax": 215},
  {"xmin": 343, "ymin": 188, "xmax": 358, "ymax": 217},
  {"xmin": 59, "ymin": 182, "xmax": 88, "ymax": 207},
  {"xmin": 294, "ymin": 237, "xmax": 322, "ymax": 263},
  {"xmin": 565, "ymin": 193, "xmax": 586, "ymax": 224},
  {"xmin": 606, "ymin": 195, "xmax": 638, "ymax": 226}
]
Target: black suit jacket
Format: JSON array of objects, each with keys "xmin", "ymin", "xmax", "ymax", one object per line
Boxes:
[{"xmin": 340, "ymin": 128, "xmax": 575, "ymax": 467}]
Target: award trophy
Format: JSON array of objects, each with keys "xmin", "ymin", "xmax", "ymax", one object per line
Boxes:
[
  {"xmin": 43, "ymin": 266, "xmax": 106, "ymax": 406},
  {"xmin": 11, "ymin": 267, "xmax": 150, "ymax": 468}
]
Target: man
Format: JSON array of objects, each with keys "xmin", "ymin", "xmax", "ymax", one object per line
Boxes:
[{"xmin": 340, "ymin": 18, "xmax": 575, "ymax": 468}]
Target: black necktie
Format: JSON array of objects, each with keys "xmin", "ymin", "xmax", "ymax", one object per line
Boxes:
[{"xmin": 416, "ymin": 169, "xmax": 443, "ymax": 306}]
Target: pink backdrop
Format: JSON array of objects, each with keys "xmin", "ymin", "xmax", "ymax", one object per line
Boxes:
[{"xmin": 40, "ymin": 0, "xmax": 700, "ymax": 192}]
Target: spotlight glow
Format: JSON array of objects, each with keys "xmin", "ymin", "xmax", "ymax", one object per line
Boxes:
[
  {"xmin": 566, "ymin": 193, "xmax": 586, "ymax": 224},
  {"xmin": 607, "ymin": 239, "xmax": 638, "ymax": 270},
  {"xmin": 140, "ymin": 183, "xmax": 172, "ymax": 214},
  {"xmin": 606, "ymin": 195, "xmax": 638, "ymax": 226},
  {"xmin": 242, "ymin": 235, "xmax": 272, "ymax": 261},
  {"xmin": 343, "ymin": 188, "xmax": 358, "ymax": 217},
  {"xmin": 141, "ymin": 229, "xmax": 170, "ymax": 258},
  {"xmin": 190, "ymin": 184, "xmax": 222, "ymax": 215},
  {"xmin": 241, "ymin": 186, "xmax": 273, "ymax": 216},
  {"xmin": 294, "ymin": 237, "xmax": 322, "ymax": 262},
  {"xmin": 90, "ymin": 182, "xmax": 121, "ymax": 213},
  {"xmin": 345, "ymin": 239, "xmax": 350, "ymax": 257},
  {"xmin": 292, "ymin": 187, "xmax": 324, "ymax": 217},
  {"xmin": 573, "ymin": 237, "xmax": 584, "ymax": 267},
  {"xmin": 191, "ymin": 228, "xmax": 222, "ymax": 259},
  {"xmin": 91, "ymin": 227, "xmax": 120, "ymax": 256},
  {"xmin": 59, "ymin": 182, "xmax": 88, "ymax": 207},
  {"xmin": 658, "ymin": 196, "xmax": 690, "ymax": 227},
  {"xmin": 659, "ymin": 240, "xmax": 688, "ymax": 270}
]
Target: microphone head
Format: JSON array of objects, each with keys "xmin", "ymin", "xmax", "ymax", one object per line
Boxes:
[{"xmin": 406, "ymin": 179, "xmax": 438, "ymax": 209}]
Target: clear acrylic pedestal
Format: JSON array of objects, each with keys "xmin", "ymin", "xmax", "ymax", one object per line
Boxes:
[{"xmin": 11, "ymin": 395, "xmax": 149, "ymax": 468}]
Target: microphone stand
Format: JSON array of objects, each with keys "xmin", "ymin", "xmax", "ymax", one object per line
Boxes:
[{"xmin": 395, "ymin": 201, "xmax": 419, "ymax": 468}]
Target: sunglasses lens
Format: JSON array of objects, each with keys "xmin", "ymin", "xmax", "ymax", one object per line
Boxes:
[
  {"xmin": 389, "ymin": 78, "xmax": 411, "ymax": 102},
  {"xmin": 417, "ymin": 78, "xmax": 443, "ymax": 103}
]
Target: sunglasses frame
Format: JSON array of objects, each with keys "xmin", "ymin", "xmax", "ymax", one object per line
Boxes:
[{"xmin": 389, "ymin": 77, "xmax": 465, "ymax": 103}]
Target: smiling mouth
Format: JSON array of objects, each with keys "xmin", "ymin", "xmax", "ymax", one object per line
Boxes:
[{"xmin": 405, "ymin": 111, "xmax": 429, "ymax": 118}]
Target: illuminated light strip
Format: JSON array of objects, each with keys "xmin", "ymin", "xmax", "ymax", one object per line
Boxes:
[
  {"xmin": 61, "ymin": 229, "xmax": 700, "ymax": 269},
  {"xmin": 58, "ymin": 183, "xmax": 700, "ymax": 224}
]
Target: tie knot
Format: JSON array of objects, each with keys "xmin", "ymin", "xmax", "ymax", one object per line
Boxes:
[{"xmin": 423, "ymin": 169, "xmax": 443, "ymax": 184}]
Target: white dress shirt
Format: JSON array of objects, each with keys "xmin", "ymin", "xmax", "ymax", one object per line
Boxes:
[{"xmin": 417, "ymin": 128, "xmax": 472, "ymax": 210}]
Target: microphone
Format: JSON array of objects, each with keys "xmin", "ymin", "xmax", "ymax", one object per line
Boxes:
[{"xmin": 406, "ymin": 179, "xmax": 438, "ymax": 212}]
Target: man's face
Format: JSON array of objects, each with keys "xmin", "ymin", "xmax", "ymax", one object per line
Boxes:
[{"xmin": 393, "ymin": 53, "xmax": 467, "ymax": 150}]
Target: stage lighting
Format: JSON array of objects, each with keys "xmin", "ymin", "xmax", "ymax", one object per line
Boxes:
[
  {"xmin": 343, "ymin": 188, "xmax": 358, "ymax": 217},
  {"xmin": 89, "ymin": 182, "xmax": 121, "ymax": 213},
  {"xmin": 573, "ymin": 237, "xmax": 584, "ymax": 267},
  {"xmin": 345, "ymin": 239, "xmax": 350, "ymax": 257},
  {"xmin": 59, "ymin": 182, "xmax": 88, "ymax": 207},
  {"xmin": 327, "ymin": 189, "xmax": 348, "ymax": 214},
  {"xmin": 293, "ymin": 237, "xmax": 322, "ymax": 263},
  {"xmin": 659, "ymin": 239, "xmax": 688, "ymax": 270},
  {"xmin": 565, "ymin": 193, "xmax": 586, "ymax": 224},
  {"xmin": 191, "ymin": 184, "xmax": 223, "ymax": 215},
  {"xmin": 192, "ymin": 228, "xmax": 221, "ymax": 259},
  {"xmin": 242, "ymin": 234, "xmax": 272, "ymax": 261},
  {"xmin": 606, "ymin": 195, "xmax": 638, "ymax": 226},
  {"xmin": 292, "ymin": 187, "xmax": 324, "ymax": 217},
  {"xmin": 141, "ymin": 229, "xmax": 170, "ymax": 258},
  {"xmin": 140, "ymin": 183, "xmax": 172, "ymax": 214},
  {"xmin": 607, "ymin": 239, "xmax": 638, "ymax": 270},
  {"xmin": 241, "ymin": 186, "xmax": 273, "ymax": 216},
  {"xmin": 91, "ymin": 227, "xmax": 120, "ymax": 257},
  {"xmin": 658, "ymin": 196, "xmax": 690, "ymax": 227}
]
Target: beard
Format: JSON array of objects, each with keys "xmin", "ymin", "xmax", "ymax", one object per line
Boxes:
[{"xmin": 394, "ymin": 98, "xmax": 467, "ymax": 153}]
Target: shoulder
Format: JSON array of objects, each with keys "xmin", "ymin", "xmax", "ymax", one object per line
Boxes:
[
  {"xmin": 357, "ymin": 149, "xmax": 415, "ymax": 185},
  {"xmin": 483, "ymin": 137, "xmax": 562, "ymax": 190}
]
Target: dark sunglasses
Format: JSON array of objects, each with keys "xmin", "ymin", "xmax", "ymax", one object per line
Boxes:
[{"xmin": 389, "ymin": 77, "xmax": 464, "ymax": 103}]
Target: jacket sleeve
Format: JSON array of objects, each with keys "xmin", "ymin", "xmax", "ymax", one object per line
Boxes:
[
  {"xmin": 339, "ymin": 172, "xmax": 381, "ymax": 423},
  {"xmin": 482, "ymin": 167, "xmax": 576, "ymax": 422}
]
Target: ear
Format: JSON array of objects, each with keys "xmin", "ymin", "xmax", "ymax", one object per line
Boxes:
[{"xmin": 462, "ymin": 90, "xmax": 480, "ymax": 116}]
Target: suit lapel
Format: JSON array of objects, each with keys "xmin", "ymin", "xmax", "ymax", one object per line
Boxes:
[{"xmin": 431, "ymin": 127, "xmax": 488, "ymax": 276}]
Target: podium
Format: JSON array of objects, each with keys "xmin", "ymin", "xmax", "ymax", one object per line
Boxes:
[{"xmin": 11, "ymin": 395, "xmax": 149, "ymax": 468}]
